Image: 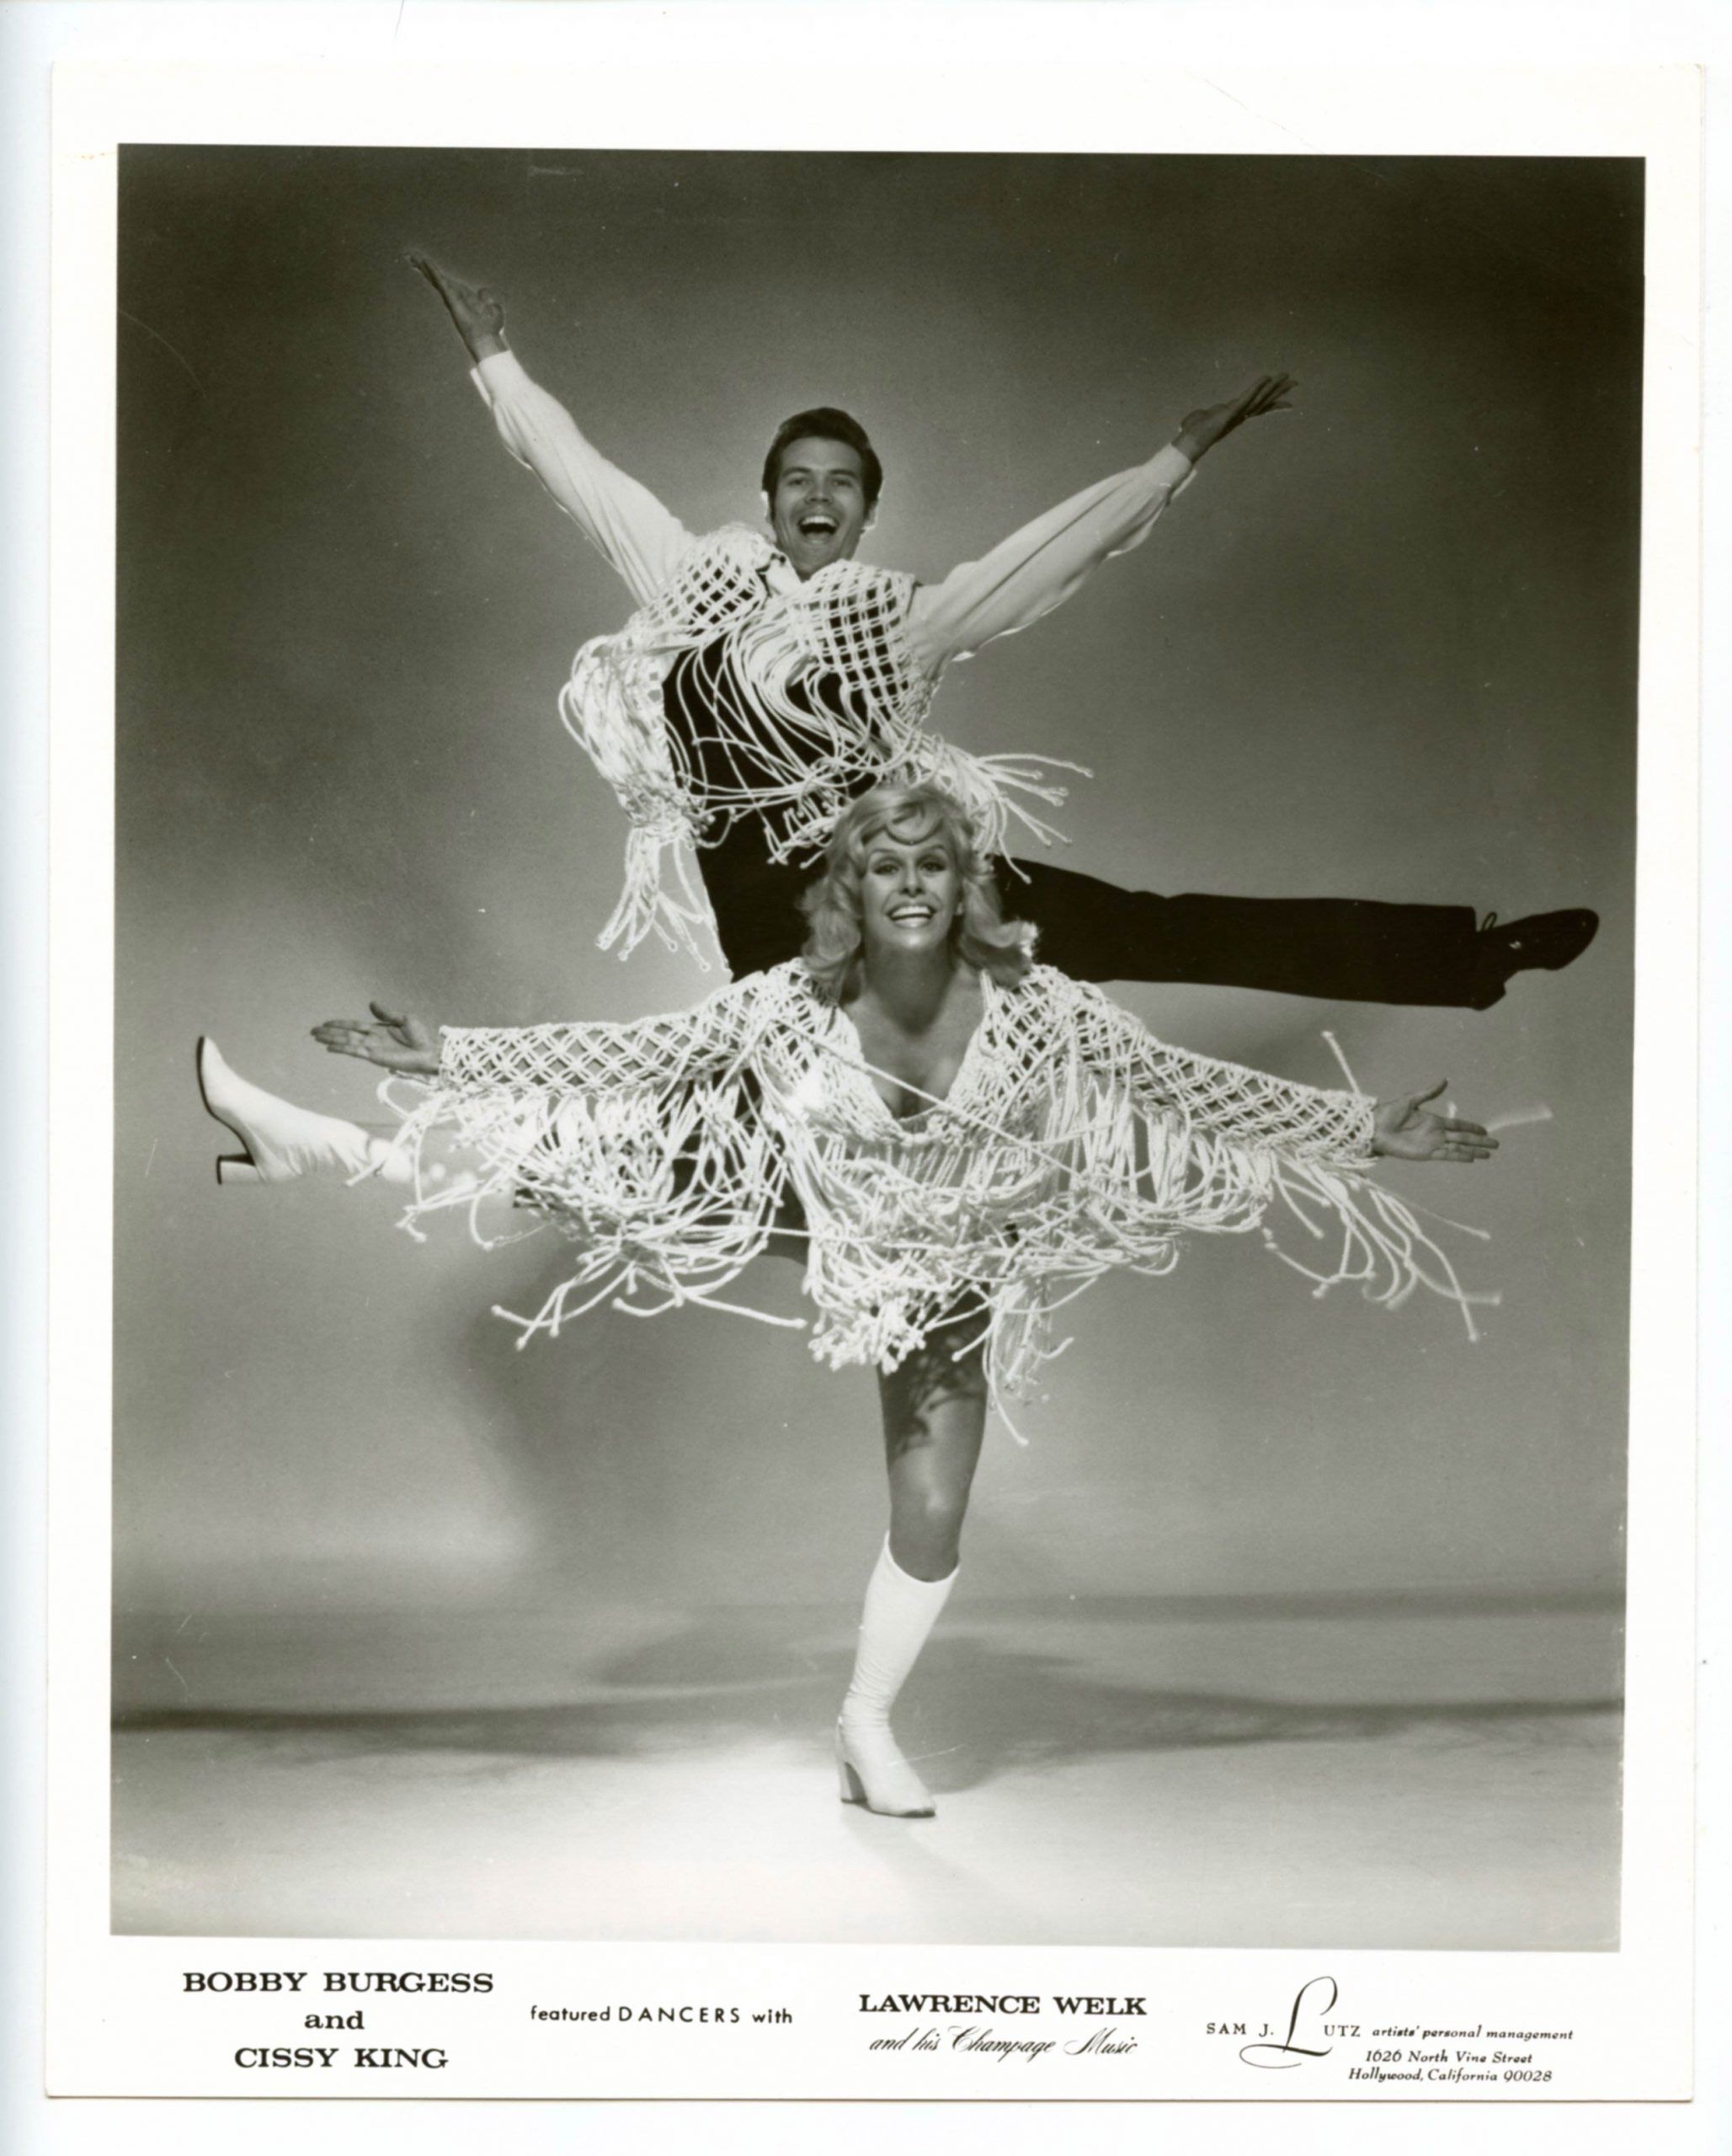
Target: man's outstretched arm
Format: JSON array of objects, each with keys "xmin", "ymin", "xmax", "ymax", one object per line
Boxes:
[
  {"xmin": 410, "ymin": 252, "xmax": 691, "ymax": 608},
  {"xmin": 908, "ymin": 374, "xmax": 1294, "ymax": 675}
]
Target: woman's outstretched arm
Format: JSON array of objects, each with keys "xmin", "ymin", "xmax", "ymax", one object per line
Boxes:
[
  {"xmin": 313, "ymin": 972, "xmax": 772, "ymax": 1093},
  {"xmin": 1066, "ymin": 982, "xmax": 1497, "ymax": 1166}
]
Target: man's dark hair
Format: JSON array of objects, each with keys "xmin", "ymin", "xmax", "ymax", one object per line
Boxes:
[{"xmin": 761, "ymin": 408, "xmax": 883, "ymax": 513}]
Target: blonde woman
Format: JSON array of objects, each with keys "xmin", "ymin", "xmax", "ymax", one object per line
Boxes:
[{"xmin": 199, "ymin": 786, "xmax": 1496, "ymax": 1817}]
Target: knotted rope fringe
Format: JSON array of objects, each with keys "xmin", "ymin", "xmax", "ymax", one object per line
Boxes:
[
  {"xmin": 560, "ymin": 525, "xmax": 1087, "ymax": 961},
  {"xmin": 377, "ymin": 964, "xmax": 1490, "ymax": 1431}
]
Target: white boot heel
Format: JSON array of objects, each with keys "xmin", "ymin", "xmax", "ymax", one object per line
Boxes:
[
  {"xmin": 836, "ymin": 1734, "xmax": 864, "ymax": 1806},
  {"xmin": 836, "ymin": 1716, "xmax": 935, "ymax": 1818},
  {"xmin": 197, "ymin": 1037, "xmax": 404, "ymax": 1186}
]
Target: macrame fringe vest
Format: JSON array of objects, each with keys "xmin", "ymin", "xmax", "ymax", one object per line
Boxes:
[{"xmin": 559, "ymin": 526, "xmax": 1078, "ymax": 964}]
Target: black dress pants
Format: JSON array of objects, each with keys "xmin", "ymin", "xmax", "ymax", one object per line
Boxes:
[
  {"xmin": 657, "ymin": 643, "xmax": 1496, "ymax": 1006},
  {"xmin": 695, "ymin": 821, "xmax": 1495, "ymax": 1008}
]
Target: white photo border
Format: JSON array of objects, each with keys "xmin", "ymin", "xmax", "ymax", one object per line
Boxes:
[{"xmin": 41, "ymin": 27, "xmax": 1702, "ymax": 2116}]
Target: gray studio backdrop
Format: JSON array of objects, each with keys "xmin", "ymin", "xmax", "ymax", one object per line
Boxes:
[{"xmin": 115, "ymin": 150, "xmax": 1638, "ymax": 1620}]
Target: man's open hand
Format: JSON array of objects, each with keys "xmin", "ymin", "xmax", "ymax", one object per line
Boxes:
[
  {"xmin": 1175, "ymin": 373, "xmax": 1297, "ymax": 462},
  {"xmin": 408, "ymin": 251, "xmax": 508, "ymax": 362}
]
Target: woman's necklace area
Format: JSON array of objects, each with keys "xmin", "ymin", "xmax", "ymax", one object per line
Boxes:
[{"xmin": 838, "ymin": 974, "xmax": 991, "ymax": 1128}]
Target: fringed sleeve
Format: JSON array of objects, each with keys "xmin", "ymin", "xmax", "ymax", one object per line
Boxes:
[
  {"xmin": 1054, "ymin": 974, "xmax": 1490, "ymax": 1337},
  {"xmin": 1064, "ymin": 976, "xmax": 1374, "ymax": 1162},
  {"xmin": 437, "ymin": 969, "xmax": 766, "ymax": 1094},
  {"xmin": 384, "ymin": 969, "xmax": 810, "ymax": 1346}
]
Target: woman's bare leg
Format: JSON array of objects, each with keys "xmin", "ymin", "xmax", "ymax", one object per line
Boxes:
[
  {"xmin": 879, "ymin": 1317, "xmax": 989, "ymax": 1579},
  {"xmin": 834, "ymin": 1318, "xmax": 987, "ymax": 1816}
]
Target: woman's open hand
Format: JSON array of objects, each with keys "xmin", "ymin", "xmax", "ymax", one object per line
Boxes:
[
  {"xmin": 312, "ymin": 1003, "xmax": 442, "ymax": 1076},
  {"xmin": 1372, "ymin": 1081, "xmax": 1499, "ymax": 1165},
  {"xmin": 408, "ymin": 251, "xmax": 508, "ymax": 360},
  {"xmin": 1174, "ymin": 373, "xmax": 1297, "ymax": 462}
]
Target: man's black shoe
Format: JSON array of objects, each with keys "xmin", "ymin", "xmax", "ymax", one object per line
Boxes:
[{"xmin": 1473, "ymin": 908, "xmax": 1600, "ymax": 1007}]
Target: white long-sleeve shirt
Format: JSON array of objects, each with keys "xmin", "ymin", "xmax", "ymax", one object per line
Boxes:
[{"xmin": 469, "ymin": 349, "xmax": 1196, "ymax": 677}]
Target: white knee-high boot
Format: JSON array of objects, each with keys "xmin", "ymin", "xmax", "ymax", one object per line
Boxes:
[
  {"xmin": 197, "ymin": 1038, "xmax": 413, "ymax": 1187},
  {"xmin": 836, "ymin": 1538, "xmax": 957, "ymax": 1817}
]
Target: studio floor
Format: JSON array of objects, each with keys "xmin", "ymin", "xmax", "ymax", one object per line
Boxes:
[{"xmin": 112, "ymin": 1591, "xmax": 1623, "ymax": 1949}]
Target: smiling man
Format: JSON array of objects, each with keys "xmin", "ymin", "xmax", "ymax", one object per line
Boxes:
[
  {"xmin": 411, "ymin": 253, "xmax": 1596, "ymax": 1005},
  {"xmin": 762, "ymin": 414, "xmax": 877, "ymax": 579}
]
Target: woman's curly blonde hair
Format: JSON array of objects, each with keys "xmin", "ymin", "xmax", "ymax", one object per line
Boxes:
[{"xmin": 800, "ymin": 782, "xmax": 1035, "ymax": 1004}]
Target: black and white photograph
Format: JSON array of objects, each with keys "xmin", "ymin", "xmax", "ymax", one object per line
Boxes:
[
  {"xmin": 27, "ymin": 21, "xmax": 1708, "ymax": 2122},
  {"xmin": 112, "ymin": 143, "xmax": 1634, "ymax": 1949}
]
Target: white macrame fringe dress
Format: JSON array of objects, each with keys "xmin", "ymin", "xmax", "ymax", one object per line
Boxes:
[{"xmin": 382, "ymin": 962, "xmax": 1483, "ymax": 1424}]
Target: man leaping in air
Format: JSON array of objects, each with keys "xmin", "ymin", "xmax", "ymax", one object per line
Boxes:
[{"xmin": 411, "ymin": 253, "xmax": 1596, "ymax": 1006}]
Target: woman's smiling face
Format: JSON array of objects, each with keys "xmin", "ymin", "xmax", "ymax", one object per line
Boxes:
[{"xmin": 858, "ymin": 825, "xmax": 963, "ymax": 960}]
